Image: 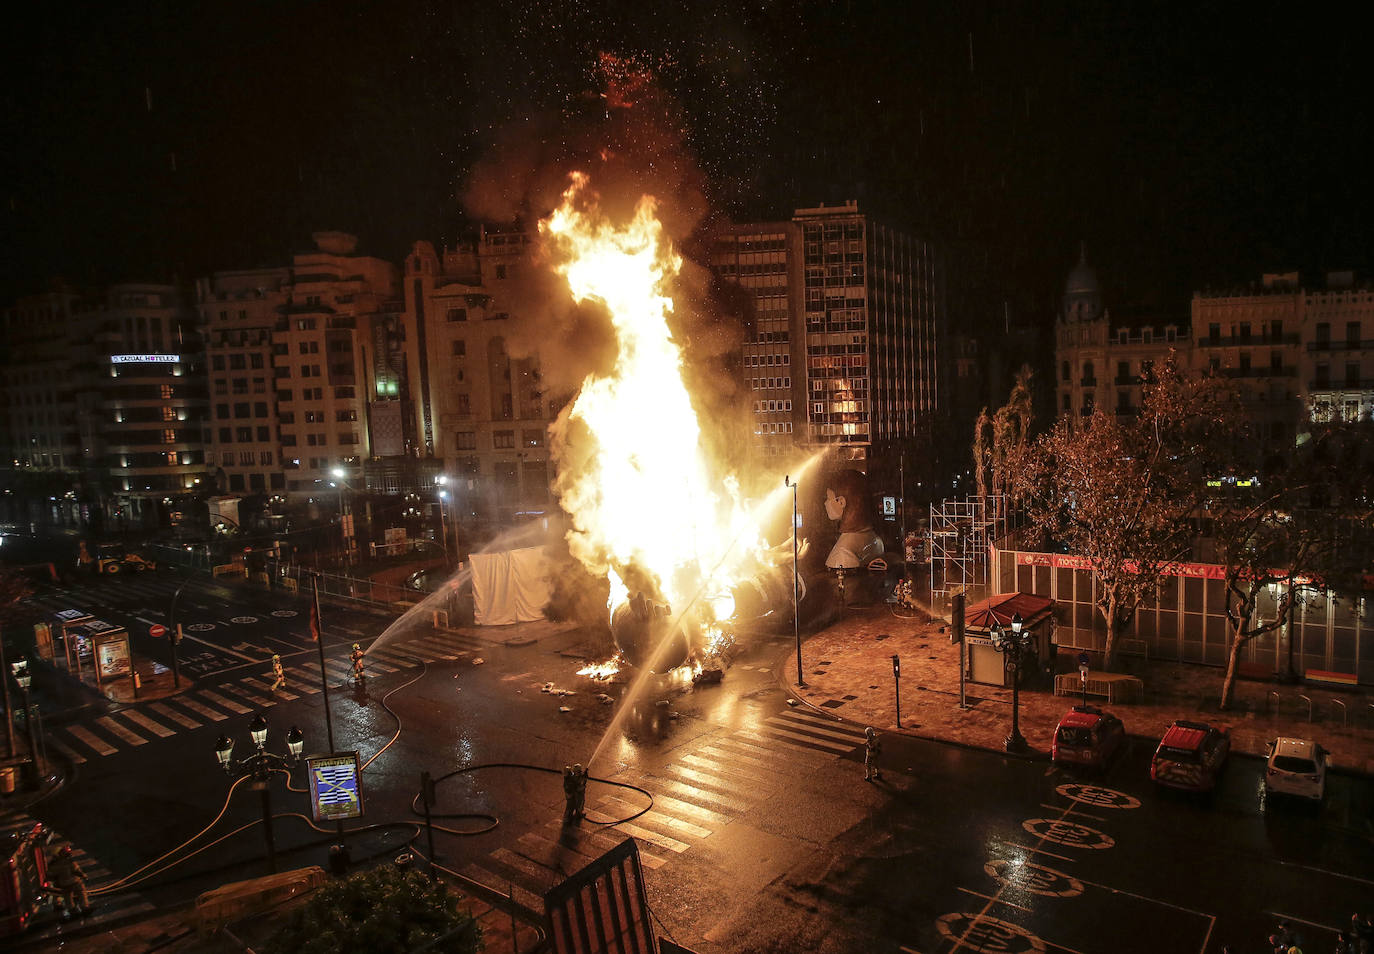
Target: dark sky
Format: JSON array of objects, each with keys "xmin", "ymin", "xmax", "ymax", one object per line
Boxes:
[{"xmin": 4, "ymin": 0, "xmax": 1371, "ymax": 313}]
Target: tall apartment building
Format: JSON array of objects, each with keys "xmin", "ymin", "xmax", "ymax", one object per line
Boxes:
[
  {"xmin": 198, "ymin": 232, "xmax": 400, "ymax": 501},
  {"xmin": 401, "ymin": 230, "xmax": 554, "ymax": 524},
  {"xmin": 83, "ymin": 283, "xmax": 208, "ymax": 527},
  {"xmin": 709, "ymin": 201, "xmax": 944, "ymax": 473},
  {"xmin": 709, "ymin": 222, "xmax": 803, "ymax": 463}
]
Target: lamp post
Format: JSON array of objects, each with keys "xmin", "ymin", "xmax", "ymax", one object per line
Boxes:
[
  {"xmin": 784, "ymin": 475, "xmax": 803, "ymax": 688},
  {"xmin": 990, "ymin": 612, "xmax": 1031, "ymax": 754},
  {"xmin": 11, "ymin": 660, "xmax": 42, "ymax": 778},
  {"xmin": 330, "ymin": 468, "xmax": 353, "ymax": 565},
  {"xmin": 215, "ymin": 715, "xmax": 304, "ymax": 874},
  {"xmin": 436, "ymin": 477, "xmax": 451, "ymax": 564},
  {"xmin": 168, "ymin": 579, "xmax": 187, "ymax": 689}
]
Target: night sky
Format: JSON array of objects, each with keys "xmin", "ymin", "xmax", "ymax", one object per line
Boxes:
[{"xmin": 4, "ymin": 1, "xmax": 1372, "ymax": 314}]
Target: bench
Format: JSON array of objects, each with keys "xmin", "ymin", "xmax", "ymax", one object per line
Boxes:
[
  {"xmin": 1304, "ymin": 669, "xmax": 1357, "ymax": 688},
  {"xmin": 1054, "ymin": 671, "xmax": 1144, "ymax": 704}
]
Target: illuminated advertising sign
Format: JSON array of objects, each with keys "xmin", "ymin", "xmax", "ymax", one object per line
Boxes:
[
  {"xmin": 110, "ymin": 354, "xmax": 180, "ymax": 364},
  {"xmin": 306, "ymin": 752, "xmax": 364, "ymax": 821}
]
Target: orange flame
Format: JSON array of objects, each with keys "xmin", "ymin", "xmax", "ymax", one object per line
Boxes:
[{"xmin": 542, "ymin": 173, "xmax": 767, "ymax": 623}]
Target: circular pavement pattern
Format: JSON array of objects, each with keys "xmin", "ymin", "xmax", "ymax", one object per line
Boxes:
[
  {"xmin": 230, "ymin": 616, "xmax": 259, "ymax": 624},
  {"xmin": 1022, "ymin": 817, "xmax": 1116, "ymax": 850},
  {"xmin": 1054, "ymin": 783, "xmax": 1141, "ymax": 810},
  {"xmin": 271, "ymin": 610, "xmax": 298, "ymax": 618},
  {"xmin": 936, "ymin": 913, "xmax": 1046, "ymax": 952},
  {"xmin": 186, "ymin": 623, "xmax": 216, "ymax": 632},
  {"xmin": 985, "ymin": 859, "xmax": 1084, "ymax": 898}
]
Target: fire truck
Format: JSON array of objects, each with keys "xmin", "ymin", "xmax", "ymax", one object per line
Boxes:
[{"xmin": 0, "ymin": 822, "xmax": 50, "ymax": 937}]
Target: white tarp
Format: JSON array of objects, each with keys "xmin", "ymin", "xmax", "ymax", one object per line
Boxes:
[{"xmin": 470, "ymin": 546, "xmax": 552, "ymax": 626}]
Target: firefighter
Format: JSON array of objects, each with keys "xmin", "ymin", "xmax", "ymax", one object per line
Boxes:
[
  {"xmin": 563, "ymin": 764, "xmax": 588, "ymax": 824},
  {"xmin": 351, "ymin": 644, "xmax": 366, "ymax": 684},
  {"xmin": 269, "ymin": 654, "xmax": 285, "ymax": 692},
  {"xmin": 864, "ymin": 726, "xmax": 882, "ymax": 781},
  {"xmin": 48, "ymin": 845, "xmax": 90, "ymax": 918}
]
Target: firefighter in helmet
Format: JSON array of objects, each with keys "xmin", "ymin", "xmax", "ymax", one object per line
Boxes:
[
  {"xmin": 351, "ymin": 643, "xmax": 366, "ymax": 684},
  {"xmin": 48, "ymin": 845, "xmax": 91, "ymax": 917}
]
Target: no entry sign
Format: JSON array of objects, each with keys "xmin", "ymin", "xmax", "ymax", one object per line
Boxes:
[{"xmin": 149, "ymin": 624, "xmax": 167, "ymax": 638}]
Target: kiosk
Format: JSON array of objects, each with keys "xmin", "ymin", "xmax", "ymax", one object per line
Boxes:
[{"xmin": 963, "ymin": 593, "xmax": 1056, "ymax": 687}]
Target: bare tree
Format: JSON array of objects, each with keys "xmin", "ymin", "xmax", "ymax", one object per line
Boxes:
[
  {"xmin": 1212, "ymin": 420, "xmax": 1374, "ymax": 709},
  {"xmin": 972, "ymin": 365, "xmax": 1034, "ymax": 500},
  {"xmin": 1011, "ymin": 357, "xmax": 1239, "ymax": 669}
]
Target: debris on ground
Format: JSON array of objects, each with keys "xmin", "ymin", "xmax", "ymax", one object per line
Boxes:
[
  {"xmin": 541, "ymin": 682, "xmax": 576, "ymax": 696},
  {"xmin": 596, "ymin": 693, "xmax": 615, "ymax": 705},
  {"xmin": 559, "ymin": 705, "xmax": 572, "ymax": 713},
  {"xmin": 655, "ymin": 699, "xmax": 670, "ymax": 708},
  {"xmin": 787, "ymin": 698, "xmax": 799, "ymax": 707},
  {"xmin": 472, "ymin": 657, "xmax": 485, "ymax": 665},
  {"xmin": 692, "ymin": 667, "xmax": 724, "ymax": 686}
]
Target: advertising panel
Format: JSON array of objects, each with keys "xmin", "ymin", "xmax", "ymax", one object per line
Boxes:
[{"xmin": 306, "ymin": 752, "xmax": 364, "ymax": 822}]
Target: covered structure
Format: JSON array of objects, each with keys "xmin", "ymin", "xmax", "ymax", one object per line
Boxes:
[{"xmin": 963, "ymin": 592, "xmax": 1055, "ymax": 687}]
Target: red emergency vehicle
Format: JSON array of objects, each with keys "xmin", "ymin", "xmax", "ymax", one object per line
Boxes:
[{"xmin": 1, "ymin": 822, "xmax": 50, "ymax": 937}]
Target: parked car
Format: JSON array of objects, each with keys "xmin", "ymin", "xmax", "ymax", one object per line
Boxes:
[
  {"xmin": 1052, "ymin": 706, "xmax": 1126, "ymax": 769},
  {"xmin": 1264, "ymin": 736, "xmax": 1327, "ymax": 802},
  {"xmin": 1150, "ymin": 720, "xmax": 1231, "ymax": 792}
]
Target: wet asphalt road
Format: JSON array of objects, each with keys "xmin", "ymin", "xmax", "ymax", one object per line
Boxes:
[{"xmin": 14, "ymin": 570, "xmax": 1374, "ymax": 953}]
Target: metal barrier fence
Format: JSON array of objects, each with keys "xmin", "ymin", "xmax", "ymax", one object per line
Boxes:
[{"xmin": 267, "ymin": 562, "xmax": 425, "ymax": 611}]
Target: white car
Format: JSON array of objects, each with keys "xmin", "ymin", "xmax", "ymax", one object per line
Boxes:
[{"xmin": 1264, "ymin": 737, "xmax": 1328, "ymax": 801}]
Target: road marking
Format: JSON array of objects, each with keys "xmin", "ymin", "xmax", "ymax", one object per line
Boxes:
[
  {"xmin": 984, "ymin": 859, "xmax": 1083, "ymax": 899},
  {"xmin": 135, "ymin": 616, "xmax": 159, "ymax": 627},
  {"xmin": 741, "ymin": 726, "xmax": 857, "ymax": 754},
  {"xmin": 1266, "ymin": 912, "xmax": 1342, "ymax": 937},
  {"xmin": 148, "ymin": 702, "xmax": 200, "ymax": 729},
  {"xmin": 178, "ymin": 632, "xmax": 263, "ymax": 663},
  {"xmin": 957, "ymin": 885, "xmax": 1032, "ymax": 913},
  {"xmin": 65, "ymin": 725, "xmax": 117, "ymax": 756},
  {"xmin": 1021, "ymin": 818, "xmax": 1115, "ymax": 849},
  {"xmin": 242, "ymin": 676, "xmax": 298, "ymax": 701},
  {"xmin": 120, "ymin": 709, "xmax": 176, "ymax": 738},
  {"xmin": 47, "ymin": 735, "xmax": 88, "ymax": 764},
  {"xmin": 284, "ymin": 668, "xmax": 322, "ymax": 692},
  {"xmin": 199, "ymin": 689, "xmax": 251, "ymax": 714},
  {"xmin": 1038, "ymin": 803, "xmax": 1107, "ymax": 822},
  {"xmin": 96, "ymin": 715, "xmax": 149, "ymax": 746},
  {"xmin": 176, "ymin": 696, "xmax": 233, "ymax": 721},
  {"xmin": 219, "ymin": 683, "xmax": 273, "ymax": 707}
]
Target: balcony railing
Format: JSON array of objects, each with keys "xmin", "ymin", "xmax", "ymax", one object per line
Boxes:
[{"xmin": 1306, "ymin": 339, "xmax": 1374, "ymax": 351}]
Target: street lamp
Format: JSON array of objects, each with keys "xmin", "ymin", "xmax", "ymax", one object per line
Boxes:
[
  {"xmin": 330, "ymin": 468, "xmax": 352, "ymax": 564},
  {"xmin": 436, "ymin": 476, "xmax": 451, "ymax": 563},
  {"xmin": 11, "ymin": 660, "xmax": 43, "ymax": 778},
  {"xmin": 990, "ymin": 612, "xmax": 1032, "ymax": 754},
  {"xmin": 215, "ymin": 715, "xmax": 304, "ymax": 874},
  {"xmin": 784, "ymin": 475, "xmax": 803, "ymax": 688}
]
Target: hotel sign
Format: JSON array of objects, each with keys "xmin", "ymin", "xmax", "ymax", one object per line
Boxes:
[{"xmin": 111, "ymin": 354, "xmax": 180, "ymax": 364}]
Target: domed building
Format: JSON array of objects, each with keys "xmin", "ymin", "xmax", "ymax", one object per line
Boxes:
[{"xmin": 1054, "ymin": 246, "xmax": 1186, "ymax": 426}]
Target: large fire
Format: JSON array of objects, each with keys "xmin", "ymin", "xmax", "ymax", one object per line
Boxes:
[{"xmin": 542, "ymin": 172, "xmax": 774, "ymax": 668}]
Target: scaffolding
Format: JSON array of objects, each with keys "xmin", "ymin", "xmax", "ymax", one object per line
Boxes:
[{"xmin": 929, "ymin": 495, "xmax": 1009, "ymax": 599}]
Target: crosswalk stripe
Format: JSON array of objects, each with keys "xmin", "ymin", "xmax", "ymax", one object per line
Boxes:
[
  {"xmin": 599, "ymin": 818, "xmax": 688, "ymax": 853},
  {"xmin": 119, "ymin": 709, "xmax": 176, "ymax": 738},
  {"xmin": 539, "ymin": 820, "xmax": 668, "ymax": 869},
  {"xmin": 641, "ymin": 792, "xmax": 730, "ymax": 828},
  {"xmin": 514, "ymin": 830, "xmax": 603, "ymax": 876},
  {"xmin": 284, "ymin": 668, "xmax": 322, "ymax": 692},
  {"xmin": 242, "ymin": 676, "xmax": 299, "ymax": 700},
  {"xmin": 355, "ymin": 656, "xmax": 399, "ymax": 674},
  {"xmin": 409, "ymin": 635, "xmax": 465, "ymax": 655},
  {"xmin": 597, "ymin": 796, "xmax": 713, "ymax": 840},
  {"xmin": 391, "ymin": 643, "xmax": 450, "ymax": 663},
  {"xmin": 97, "ymin": 715, "xmax": 149, "ymax": 746},
  {"xmin": 742, "ymin": 726, "xmax": 858, "ymax": 754},
  {"xmin": 47, "ymin": 734, "xmax": 88, "ymax": 764},
  {"xmin": 769, "ymin": 712, "xmax": 867, "ymax": 744},
  {"xmin": 461, "ymin": 863, "xmax": 543, "ymax": 912},
  {"xmin": 680, "ymin": 752, "xmax": 773, "ymax": 783},
  {"xmin": 65, "ymin": 725, "xmax": 118, "ymax": 755},
  {"xmin": 660, "ymin": 763, "xmax": 757, "ymax": 800},
  {"xmin": 699, "ymin": 741, "xmax": 774, "ymax": 769},
  {"xmin": 199, "ymin": 689, "xmax": 251, "ymax": 714},
  {"xmin": 647, "ymin": 775, "xmax": 753, "ymax": 814},
  {"xmin": 219, "ymin": 683, "xmax": 274, "ymax": 707},
  {"xmin": 148, "ymin": 702, "xmax": 201, "ymax": 729},
  {"xmin": 490, "ymin": 847, "xmax": 558, "ymax": 892},
  {"xmin": 176, "ymin": 696, "xmax": 233, "ymax": 721},
  {"xmin": 368, "ymin": 648, "xmax": 422, "ymax": 668}
]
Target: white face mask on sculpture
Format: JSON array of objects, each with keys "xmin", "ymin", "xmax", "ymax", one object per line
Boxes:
[{"xmin": 824, "ymin": 490, "xmax": 845, "ymax": 522}]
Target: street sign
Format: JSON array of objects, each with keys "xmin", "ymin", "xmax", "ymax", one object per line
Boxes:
[
  {"xmin": 149, "ymin": 623, "xmax": 166, "ymax": 638},
  {"xmin": 307, "ymin": 752, "xmax": 364, "ymax": 822}
]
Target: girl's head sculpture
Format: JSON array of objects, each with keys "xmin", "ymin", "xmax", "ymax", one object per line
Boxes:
[{"xmin": 823, "ymin": 469, "xmax": 885, "ymax": 568}]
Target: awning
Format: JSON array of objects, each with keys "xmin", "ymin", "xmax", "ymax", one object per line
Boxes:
[{"xmin": 965, "ymin": 592, "xmax": 1055, "ymax": 632}]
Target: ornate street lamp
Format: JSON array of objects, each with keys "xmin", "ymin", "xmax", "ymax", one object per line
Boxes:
[
  {"xmin": 215, "ymin": 715, "xmax": 304, "ymax": 874},
  {"xmin": 11, "ymin": 660, "xmax": 43, "ymax": 777},
  {"xmin": 990, "ymin": 612, "xmax": 1032, "ymax": 754}
]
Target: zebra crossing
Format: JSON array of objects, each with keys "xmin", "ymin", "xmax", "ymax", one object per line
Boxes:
[
  {"xmin": 458, "ymin": 708, "xmax": 868, "ymax": 912},
  {"xmin": 42, "ymin": 628, "xmax": 488, "ymax": 763},
  {"xmin": 0, "ymin": 808, "xmax": 155, "ymax": 929}
]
